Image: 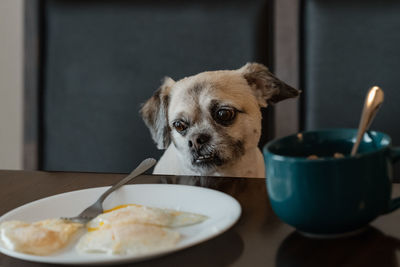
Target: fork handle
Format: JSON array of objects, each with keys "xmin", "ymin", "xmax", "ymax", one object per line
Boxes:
[{"xmin": 97, "ymin": 158, "xmax": 157, "ymax": 203}]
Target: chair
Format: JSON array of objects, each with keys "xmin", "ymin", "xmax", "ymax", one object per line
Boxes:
[{"xmin": 24, "ymin": 0, "xmax": 275, "ymax": 173}]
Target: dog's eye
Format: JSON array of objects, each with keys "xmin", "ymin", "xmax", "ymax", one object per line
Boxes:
[
  {"xmin": 215, "ymin": 108, "xmax": 236, "ymax": 124},
  {"xmin": 172, "ymin": 120, "xmax": 188, "ymax": 132}
]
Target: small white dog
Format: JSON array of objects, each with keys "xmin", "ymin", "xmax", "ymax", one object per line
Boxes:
[{"xmin": 141, "ymin": 63, "xmax": 300, "ymax": 178}]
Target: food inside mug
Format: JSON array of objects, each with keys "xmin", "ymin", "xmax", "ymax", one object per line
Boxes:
[
  {"xmin": 307, "ymin": 152, "xmax": 344, "ymax": 159},
  {"xmin": 291, "ymin": 140, "xmax": 351, "ymax": 158},
  {"xmin": 267, "ymin": 130, "xmax": 385, "ymax": 159}
]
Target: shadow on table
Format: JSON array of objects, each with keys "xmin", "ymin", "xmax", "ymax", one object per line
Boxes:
[
  {"xmin": 1, "ymin": 229, "xmax": 243, "ymax": 267},
  {"xmin": 276, "ymin": 226, "xmax": 400, "ymax": 267}
]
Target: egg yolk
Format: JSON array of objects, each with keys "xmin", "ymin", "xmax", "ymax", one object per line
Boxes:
[
  {"xmin": 87, "ymin": 204, "xmax": 142, "ymax": 232},
  {"xmin": 104, "ymin": 204, "xmax": 142, "ymax": 213}
]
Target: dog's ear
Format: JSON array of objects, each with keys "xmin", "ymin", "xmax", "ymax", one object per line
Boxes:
[
  {"xmin": 140, "ymin": 77, "xmax": 175, "ymax": 149},
  {"xmin": 239, "ymin": 62, "xmax": 301, "ymax": 107}
]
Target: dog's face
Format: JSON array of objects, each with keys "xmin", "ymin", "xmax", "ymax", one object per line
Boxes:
[{"xmin": 141, "ymin": 63, "xmax": 300, "ymax": 175}]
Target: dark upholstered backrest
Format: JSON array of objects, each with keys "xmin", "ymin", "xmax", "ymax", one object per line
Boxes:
[
  {"xmin": 41, "ymin": 0, "xmax": 272, "ymax": 173},
  {"xmin": 302, "ymin": 0, "xmax": 400, "ymax": 176},
  {"xmin": 303, "ymin": 0, "xmax": 400, "ymax": 134}
]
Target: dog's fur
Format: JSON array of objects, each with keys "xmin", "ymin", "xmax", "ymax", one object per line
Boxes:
[{"xmin": 141, "ymin": 63, "xmax": 300, "ymax": 178}]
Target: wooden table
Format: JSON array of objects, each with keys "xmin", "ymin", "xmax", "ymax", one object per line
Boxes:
[{"xmin": 0, "ymin": 170, "xmax": 399, "ymax": 267}]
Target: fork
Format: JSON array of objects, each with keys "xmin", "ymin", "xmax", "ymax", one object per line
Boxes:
[{"xmin": 62, "ymin": 158, "xmax": 156, "ymax": 224}]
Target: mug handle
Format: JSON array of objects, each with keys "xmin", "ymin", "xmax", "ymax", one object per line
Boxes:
[{"xmin": 386, "ymin": 147, "xmax": 400, "ymax": 213}]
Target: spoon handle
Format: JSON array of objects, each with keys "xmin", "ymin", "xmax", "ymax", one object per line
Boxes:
[{"xmin": 351, "ymin": 86, "xmax": 384, "ymax": 156}]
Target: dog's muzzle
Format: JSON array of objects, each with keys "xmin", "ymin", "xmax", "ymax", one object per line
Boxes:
[
  {"xmin": 192, "ymin": 152, "xmax": 223, "ymax": 166},
  {"xmin": 194, "ymin": 152, "xmax": 215, "ymax": 164},
  {"xmin": 188, "ymin": 133, "xmax": 222, "ymax": 166},
  {"xmin": 188, "ymin": 133, "xmax": 210, "ymax": 150}
]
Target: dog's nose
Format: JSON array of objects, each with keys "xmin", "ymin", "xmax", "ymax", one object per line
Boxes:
[{"xmin": 188, "ymin": 134, "xmax": 211, "ymax": 149}]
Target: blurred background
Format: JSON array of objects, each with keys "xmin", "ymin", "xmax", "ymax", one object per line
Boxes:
[{"xmin": 1, "ymin": 0, "xmax": 400, "ymax": 177}]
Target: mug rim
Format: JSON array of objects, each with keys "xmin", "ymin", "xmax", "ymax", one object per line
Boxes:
[{"xmin": 263, "ymin": 128, "xmax": 392, "ymax": 163}]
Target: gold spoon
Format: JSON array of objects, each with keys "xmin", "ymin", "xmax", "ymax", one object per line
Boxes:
[{"xmin": 351, "ymin": 86, "xmax": 384, "ymax": 156}]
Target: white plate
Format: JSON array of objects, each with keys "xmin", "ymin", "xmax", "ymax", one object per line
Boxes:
[{"xmin": 0, "ymin": 184, "xmax": 241, "ymax": 265}]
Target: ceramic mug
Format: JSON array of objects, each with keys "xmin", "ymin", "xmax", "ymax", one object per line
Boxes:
[{"xmin": 263, "ymin": 129, "xmax": 400, "ymax": 237}]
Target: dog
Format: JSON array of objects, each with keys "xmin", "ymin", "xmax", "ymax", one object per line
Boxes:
[{"xmin": 141, "ymin": 63, "xmax": 300, "ymax": 178}]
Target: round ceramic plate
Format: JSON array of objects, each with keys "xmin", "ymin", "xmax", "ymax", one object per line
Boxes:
[{"xmin": 0, "ymin": 184, "xmax": 241, "ymax": 265}]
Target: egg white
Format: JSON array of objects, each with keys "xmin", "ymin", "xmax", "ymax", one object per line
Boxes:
[
  {"xmin": 77, "ymin": 204, "xmax": 207, "ymax": 256},
  {"xmin": 87, "ymin": 204, "xmax": 207, "ymax": 230},
  {"xmin": 0, "ymin": 219, "xmax": 82, "ymax": 256},
  {"xmin": 76, "ymin": 223, "xmax": 180, "ymax": 255}
]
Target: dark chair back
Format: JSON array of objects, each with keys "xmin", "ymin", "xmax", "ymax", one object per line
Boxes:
[
  {"xmin": 27, "ymin": 0, "xmax": 273, "ymax": 173},
  {"xmin": 302, "ymin": 0, "xmax": 400, "ymax": 133}
]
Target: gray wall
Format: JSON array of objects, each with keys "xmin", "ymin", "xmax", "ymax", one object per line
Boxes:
[{"xmin": 0, "ymin": 0, "xmax": 24, "ymax": 170}]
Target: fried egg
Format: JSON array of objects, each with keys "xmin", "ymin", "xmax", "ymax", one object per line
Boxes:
[
  {"xmin": 0, "ymin": 219, "xmax": 82, "ymax": 255},
  {"xmin": 77, "ymin": 204, "xmax": 207, "ymax": 256},
  {"xmin": 86, "ymin": 204, "xmax": 208, "ymax": 230},
  {"xmin": 76, "ymin": 223, "xmax": 180, "ymax": 255}
]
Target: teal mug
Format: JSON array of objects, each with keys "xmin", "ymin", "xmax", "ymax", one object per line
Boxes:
[{"xmin": 263, "ymin": 129, "xmax": 400, "ymax": 237}]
